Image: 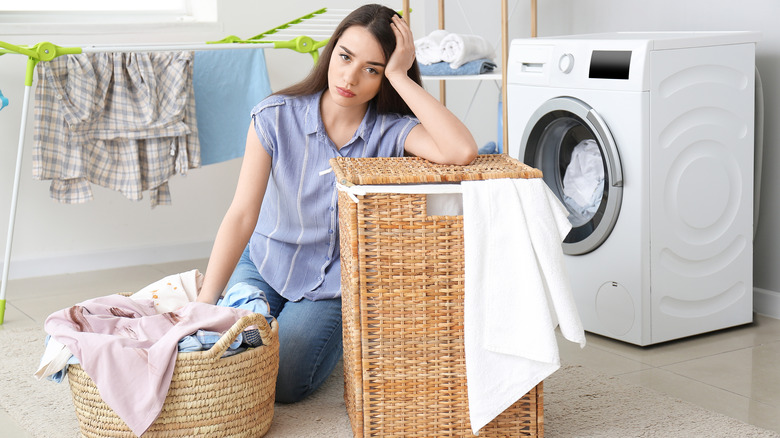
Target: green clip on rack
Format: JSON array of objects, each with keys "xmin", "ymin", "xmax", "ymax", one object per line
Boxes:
[
  {"xmin": 210, "ymin": 8, "xmax": 351, "ymax": 62},
  {"xmin": 0, "ymin": 8, "xmax": 352, "ymax": 324},
  {"xmin": 0, "ymin": 40, "xmax": 83, "ymax": 86}
]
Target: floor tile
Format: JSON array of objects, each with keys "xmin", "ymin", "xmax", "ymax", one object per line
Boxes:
[
  {"xmin": 147, "ymin": 258, "xmax": 209, "ymax": 276},
  {"xmin": 581, "ymin": 314, "xmax": 780, "ymax": 367},
  {"xmin": 0, "ymin": 302, "xmax": 35, "ymax": 329},
  {"xmin": 557, "ymin": 331, "xmax": 653, "ymax": 375},
  {"xmin": 5, "ymin": 264, "xmax": 166, "ymax": 300},
  {"xmin": 619, "ymin": 367, "xmax": 780, "ymax": 433},
  {"xmin": 11, "ymin": 291, "xmax": 109, "ymax": 324},
  {"xmin": 746, "ymin": 400, "xmax": 780, "ymax": 433},
  {"xmin": 661, "ymin": 340, "xmax": 780, "ymax": 407}
]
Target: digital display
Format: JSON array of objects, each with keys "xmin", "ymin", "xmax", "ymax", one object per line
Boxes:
[{"xmin": 589, "ymin": 50, "xmax": 632, "ymax": 80}]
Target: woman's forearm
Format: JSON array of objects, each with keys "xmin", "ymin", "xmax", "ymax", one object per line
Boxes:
[
  {"xmin": 197, "ymin": 211, "xmax": 258, "ymax": 304},
  {"xmin": 197, "ymin": 123, "xmax": 271, "ymax": 304},
  {"xmin": 388, "ymin": 73, "xmax": 478, "ymax": 165}
]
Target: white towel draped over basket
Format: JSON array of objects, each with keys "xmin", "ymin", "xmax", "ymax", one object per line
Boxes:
[{"xmin": 462, "ymin": 177, "xmax": 586, "ymax": 434}]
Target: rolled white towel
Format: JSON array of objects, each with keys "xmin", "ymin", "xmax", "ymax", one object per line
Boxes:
[
  {"xmin": 414, "ymin": 29, "xmax": 449, "ymax": 65},
  {"xmin": 440, "ymin": 33, "xmax": 495, "ymax": 69}
]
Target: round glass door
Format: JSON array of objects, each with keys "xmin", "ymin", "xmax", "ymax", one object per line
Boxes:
[{"xmin": 522, "ymin": 97, "xmax": 623, "ymax": 255}]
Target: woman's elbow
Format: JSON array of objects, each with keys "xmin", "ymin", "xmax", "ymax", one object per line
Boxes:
[{"xmin": 449, "ymin": 143, "xmax": 478, "ymax": 166}]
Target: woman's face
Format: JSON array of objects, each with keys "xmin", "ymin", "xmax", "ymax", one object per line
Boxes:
[{"xmin": 326, "ymin": 25, "xmax": 386, "ymax": 109}]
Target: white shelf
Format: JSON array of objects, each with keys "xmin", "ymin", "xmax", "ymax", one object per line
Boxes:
[{"xmin": 421, "ymin": 73, "xmax": 502, "ymax": 81}]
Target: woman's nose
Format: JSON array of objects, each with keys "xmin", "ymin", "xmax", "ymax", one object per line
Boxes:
[{"xmin": 344, "ymin": 65, "xmax": 359, "ymax": 85}]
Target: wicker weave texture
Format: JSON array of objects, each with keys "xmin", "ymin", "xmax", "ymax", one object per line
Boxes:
[
  {"xmin": 335, "ymin": 156, "xmax": 544, "ymax": 437},
  {"xmin": 67, "ymin": 313, "xmax": 279, "ymax": 438},
  {"xmin": 331, "ymin": 154, "xmax": 543, "ymax": 186}
]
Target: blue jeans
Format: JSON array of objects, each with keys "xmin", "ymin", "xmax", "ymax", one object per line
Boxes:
[{"xmin": 227, "ymin": 246, "xmax": 343, "ymax": 403}]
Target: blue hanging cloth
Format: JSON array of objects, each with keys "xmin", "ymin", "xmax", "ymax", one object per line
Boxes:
[
  {"xmin": 0, "ymin": 88, "xmax": 8, "ymax": 111},
  {"xmin": 193, "ymin": 48, "xmax": 272, "ymax": 166}
]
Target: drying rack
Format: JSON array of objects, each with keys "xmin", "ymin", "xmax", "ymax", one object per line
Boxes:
[{"xmin": 0, "ymin": 6, "xmax": 365, "ymax": 324}]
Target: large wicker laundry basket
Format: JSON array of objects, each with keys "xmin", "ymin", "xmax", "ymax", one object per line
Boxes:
[
  {"xmin": 67, "ymin": 312, "xmax": 279, "ymax": 438},
  {"xmin": 332, "ymin": 154, "xmax": 545, "ymax": 437}
]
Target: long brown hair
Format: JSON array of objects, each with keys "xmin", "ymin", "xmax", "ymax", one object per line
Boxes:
[{"xmin": 274, "ymin": 4, "xmax": 422, "ymax": 115}]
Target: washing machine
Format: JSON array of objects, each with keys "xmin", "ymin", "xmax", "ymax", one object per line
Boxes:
[{"xmin": 507, "ymin": 32, "xmax": 759, "ymax": 345}]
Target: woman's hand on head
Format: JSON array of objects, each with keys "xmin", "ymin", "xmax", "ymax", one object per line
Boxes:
[{"xmin": 385, "ymin": 14, "xmax": 416, "ymax": 83}]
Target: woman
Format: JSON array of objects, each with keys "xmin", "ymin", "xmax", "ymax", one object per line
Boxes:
[{"xmin": 197, "ymin": 4, "xmax": 478, "ymax": 403}]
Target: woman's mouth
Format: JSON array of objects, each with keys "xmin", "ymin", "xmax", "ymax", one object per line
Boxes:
[{"xmin": 336, "ymin": 87, "xmax": 355, "ymax": 98}]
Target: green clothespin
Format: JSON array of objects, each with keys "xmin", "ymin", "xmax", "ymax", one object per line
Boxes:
[
  {"xmin": 208, "ymin": 7, "xmax": 411, "ymax": 64},
  {"xmin": 0, "ymin": 40, "xmax": 82, "ymax": 86},
  {"xmin": 271, "ymin": 36, "xmax": 329, "ymax": 63},
  {"xmin": 208, "ymin": 8, "xmax": 331, "ymax": 63}
]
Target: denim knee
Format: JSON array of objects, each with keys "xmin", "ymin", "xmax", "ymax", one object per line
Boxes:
[{"xmin": 273, "ymin": 298, "xmax": 343, "ymax": 403}]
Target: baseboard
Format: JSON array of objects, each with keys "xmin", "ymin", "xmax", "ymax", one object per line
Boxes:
[
  {"xmin": 2, "ymin": 241, "xmax": 213, "ymax": 280},
  {"xmin": 754, "ymin": 287, "xmax": 780, "ymax": 319}
]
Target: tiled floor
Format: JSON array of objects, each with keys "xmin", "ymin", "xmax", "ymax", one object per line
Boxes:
[
  {"xmin": 557, "ymin": 311, "xmax": 780, "ymax": 434},
  {"xmin": 1, "ymin": 259, "xmax": 779, "ymax": 436}
]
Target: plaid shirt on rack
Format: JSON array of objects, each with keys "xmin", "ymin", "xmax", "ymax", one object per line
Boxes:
[{"xmin": 33, "ymin": 51, "xmax": 200, "ymax": 207}]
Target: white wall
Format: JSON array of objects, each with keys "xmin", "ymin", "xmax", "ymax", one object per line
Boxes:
[{"xmin": 1, "ymin": 0, "xmax": 778, "ymax": 317}]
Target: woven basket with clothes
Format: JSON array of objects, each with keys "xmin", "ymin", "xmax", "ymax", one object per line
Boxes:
[{"xmin": 67, "ymin": 312, "xmax": 279, "ymax": 438}]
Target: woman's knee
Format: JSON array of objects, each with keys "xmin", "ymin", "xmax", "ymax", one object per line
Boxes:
[
  {"xmin": 273, "ymin": 300, "xmax": 343, "ymax": 403},
  {"xmin": 274, "ymin": 345, "xmax": 342, "ymax": 403},
  {"xmin": 274, "ymin": 371, "xmax": 311, "ymax": 403}
]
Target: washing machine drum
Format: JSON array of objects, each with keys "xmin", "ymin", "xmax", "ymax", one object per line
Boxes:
[{"xmin": 522, "ymin": 97, "xmax": 623, "ymax": 255}]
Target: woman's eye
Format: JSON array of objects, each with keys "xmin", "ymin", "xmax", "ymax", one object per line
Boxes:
[
  {"xmin": 339, "ymin": 54, "xmax": 350, "ymax": 62},
  {"xmin": 365, "ymin": 67, "xmax": 378, "ymax": 75}
]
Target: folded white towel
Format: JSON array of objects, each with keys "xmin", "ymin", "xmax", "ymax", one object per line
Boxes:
[
  {"xmin": 462, "ymin": 178, "xmax": 586, "ymax": 435},
  {"xmin": 440, "ymin": 33, "xmax": 495, "ymax": 69},
  {"xmin": 414, "ymin": 29, "xmax": 449, "ymax": 65}
]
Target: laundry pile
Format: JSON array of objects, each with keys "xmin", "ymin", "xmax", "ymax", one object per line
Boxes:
[
  {"xmin": 562, "ymin": 139, "xmax": 605, "ymax": 225},
  {"xmin": 414, "ymin": 30, "xmax": 497, "ymax": 75},
  {"xmin": 34, "ymin": 269, "xmax": 272, "ymax": 436}
]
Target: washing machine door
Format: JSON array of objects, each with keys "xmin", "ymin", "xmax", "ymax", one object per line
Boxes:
[{"xmin": 522, "ymin": 96, "xmax": 623, "ymax": 255}]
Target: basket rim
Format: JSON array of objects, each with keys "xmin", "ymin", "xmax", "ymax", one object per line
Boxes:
[{"xmin": 329, "ymin": 155, "xmax": 542, "ymax": 186}]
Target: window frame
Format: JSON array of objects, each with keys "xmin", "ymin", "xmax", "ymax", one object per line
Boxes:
[{"xmin": 0, "ymin": 0, "xmax": 218, "ymax": 35}]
